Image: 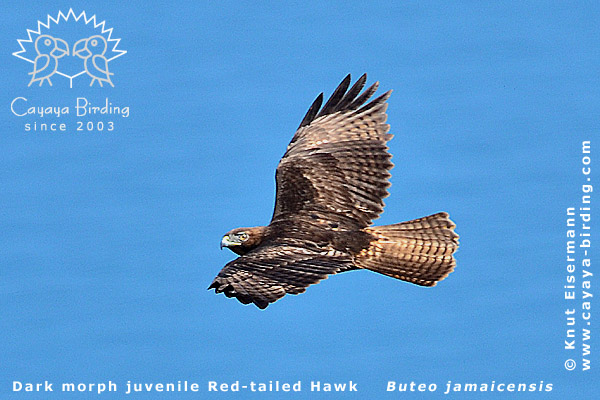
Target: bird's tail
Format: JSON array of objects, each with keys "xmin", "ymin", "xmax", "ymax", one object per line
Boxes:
[{"xmin": 354, "ymin": 212, "xmax": 459, "ymax": 286}]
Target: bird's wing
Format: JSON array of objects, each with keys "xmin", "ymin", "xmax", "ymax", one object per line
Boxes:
[
  {"xmin": 30, "ymin": 55, "xmax": 51, "ymax": 77},
  {"xmin": 271, "ymin": 74, "xmax": 393, "ymax": 230},
  {"xmin": 92, "ymin": 55, "xmax": 110, "ymax": 76},
  {"xmin": 209, "ymin": 244, "xmax": 353, "ymax": 309}
]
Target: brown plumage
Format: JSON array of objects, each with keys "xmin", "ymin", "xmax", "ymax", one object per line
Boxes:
[{"xmin": 210, "ymin": 74, "xmax": 459, "ymax": 309}]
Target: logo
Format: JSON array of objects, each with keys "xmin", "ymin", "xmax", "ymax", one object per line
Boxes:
[{"xmin": 13, "ymin": 9, "xmax": 126, "ymax": 88}]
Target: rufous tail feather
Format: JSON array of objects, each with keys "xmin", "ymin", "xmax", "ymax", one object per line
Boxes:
[{"xmin": 355, "ymin": 212, "xmax": 459, "ymax": 286}]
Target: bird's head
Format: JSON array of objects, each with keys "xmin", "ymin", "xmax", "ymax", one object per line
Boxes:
[
  {"xmin": 74, "ymin": 35, "xmax": 107, "ymax": 59},
  {"xmin": 73, "ymin": 37, "xmax": 90, "ymax": 59},
  {"xmin": 220, "ymin": 226, "xmax": 266, "ymax": 255},
  {"xmin": 35, "ymin": 35, "xmax": 69, "ymax": 58},
  {"xmin": 88, "ymin": 35, "xmax": 107, "ymax": 56}
]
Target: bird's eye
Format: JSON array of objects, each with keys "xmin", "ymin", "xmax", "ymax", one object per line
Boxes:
[
  {"xmin": 239, "ymin": 233, "xmax": 249, "ymax": 241},
  {"xmin": 91, "ymin": 39, "xmax": 98, "ymax": 46},
  {"xmin": 44, "ymin": 39, "xmax": 51, "ymax": 46}
]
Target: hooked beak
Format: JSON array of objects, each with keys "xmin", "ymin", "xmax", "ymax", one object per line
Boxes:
[
  {"xmin": 73, "ymin": 38, "xmax": 91, "ymax": 58},
  {"xmin": 51, "ymin": 38, "xmax": 69, "ymax": 58},
  {"xmin": 220, "ymin": 235, "xmax": 240, "ymax": 250}
]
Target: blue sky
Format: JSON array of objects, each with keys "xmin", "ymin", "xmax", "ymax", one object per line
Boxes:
[{"xmin": 1, "ymin": 1, "xmax": 597, "ymax": 398}]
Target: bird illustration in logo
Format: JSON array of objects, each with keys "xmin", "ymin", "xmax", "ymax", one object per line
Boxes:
[
  {"xmin": 73, "ymin": 35, "xmax": 114, "ymax": 87},
  {"xmin": 28, "ymin": 35, "xmax": 69, "ymax": 87}
]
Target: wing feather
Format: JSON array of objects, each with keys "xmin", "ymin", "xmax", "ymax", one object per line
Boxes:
[
  {"xmin": 316, "ymin": 74, "xmax": 351, "ymax": 118},
  {"xmin": 30, "ymin": 55, "xmax": 51, "ymax": 77},
  {"xmin": 298, "ymin": 93, "xmax": 324, "ymax": 129},
  {"xmin": 272, "ymin": 74, "xmax": 393, "ymax": 229},
  {"xmin": 209, "ymin": 245, "xmax": 352, "ymax": 308},
  {"xmin": 336, "ymin": 74, "xmax": 367, "ymax": 111},
  {"xmin": 92, "ymin": 55, "xmax": 110, "ymax": 76}
]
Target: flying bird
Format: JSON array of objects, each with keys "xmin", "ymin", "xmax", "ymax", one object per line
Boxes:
[
  {"xmin": 211, "ymin": 74, "xmax": 459, "ymax": 309},
  {"xmin": 28, "ymin": 35, "xmax": 69, "ymax": 87},
  {"xmin": 73, "ymin": 35, "xmax": 114, "ymax": 87}
]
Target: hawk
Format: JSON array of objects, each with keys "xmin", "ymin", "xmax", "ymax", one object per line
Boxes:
[{"xmin": 210, "ymin": 74, "xmax": 459, "ymax": 309}]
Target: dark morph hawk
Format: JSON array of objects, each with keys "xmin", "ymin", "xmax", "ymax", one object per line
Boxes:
[{"xmin": 210, "ymin": 74, "xmax": 459, "ymax": 309}]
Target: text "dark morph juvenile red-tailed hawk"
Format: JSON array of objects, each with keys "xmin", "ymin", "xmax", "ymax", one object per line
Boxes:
[{"xmin": 210, "ymin": 74, "xmax": 459, "ymax": 309}]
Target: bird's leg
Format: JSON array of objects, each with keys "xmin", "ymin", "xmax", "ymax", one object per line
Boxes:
[
  {"xmin": 90, "ymin": 78, "xmax": 95, "ymax": 87},
  {"xmin": 98, "ymin": 80, "xmax": 104, "ymax": 88},
  {"xmin": 39, "ymin": 79, "xmax": 43, "ymax": 87},
  {"xmin": 48, "ymin": 78, "xmax": 53, "ymax": 87}
]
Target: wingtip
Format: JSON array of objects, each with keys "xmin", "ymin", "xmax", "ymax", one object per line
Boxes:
[
  {"xmin": 255, "ymin": 301, "xmax": 269, "ymax": 309},
  {"xmin": 373, "ymin": 89, "xmax": 393, "ymax": 104}
]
